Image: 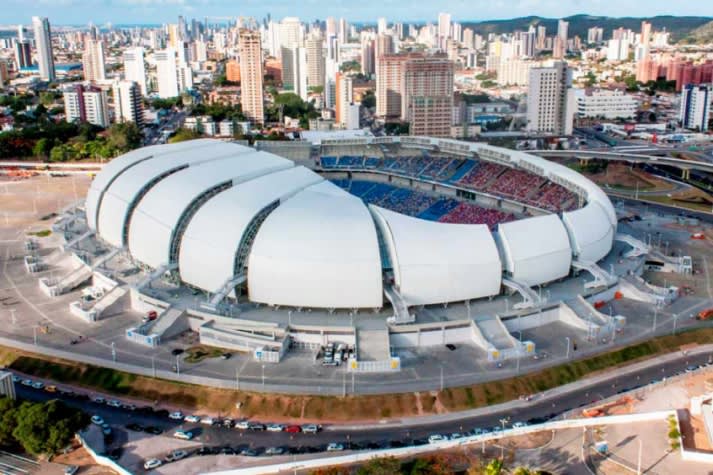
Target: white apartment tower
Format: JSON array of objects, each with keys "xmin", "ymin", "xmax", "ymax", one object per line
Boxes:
[
  {"xmin": 526, "ymin": 61, "xmax": 575, "ymax": 136},
  {"xmin": 680, "ymin": 84, "xmax": 712, "ymax": 131},
  {"xmin": 123, "ymin": 47, "xmax": 147, "ymax": 95},
  {"xmin": 64, "ymin": 85, "xmax": 109, "ymax": 128},
  {"xmin": 32, "ymin": 16, "xmax": 55, "ymax": 81},
  {"xmin": 155, "ymin": 48, "xmax": 192, "ymax": 98},
  {"xmin": 305, "ymin": 33, "xmax": 325, "ymax": 89},
  {"xmin": 113, "ymin": 80, "xmax": 144, "ymax": 126}
]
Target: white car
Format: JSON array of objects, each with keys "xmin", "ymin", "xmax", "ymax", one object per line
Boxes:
[
  {"xmin": 265, "ymin": 447, "xmax": 285, "ymax": 455},
  {"xmin": 31, "ymin": 381, "xmax": 44, "ymax": 390},
  {"xmin": 165, "ymin": 449, "xmax": 188, "ymax": 462},
  {"xmin": 173, "ymin": 430, "xmax": 193, "ymax": 440},
  {"xmin": 21, "ymin": 379, "xmax": 33, "ymax": 386},
  {"xmin": 428, "ymin": 434, "xmax": 447, "ymax": 444},
  {"xmin": 92, "ymin": 396, "xmax": 105, "ymax": 404},
  {"xmin": 91, "ymin": 415, "xmax": 104, "ymax": 425},
  {"xmin": 450, "ymin": 432, "xmax": 464, "ymax": 440},
  {"xmin": 266, "ymin": 424, "xmax": 284, "ymax": 432},
  {"xmin": 168, "ymin": 411, "xmax": 184, "ymax": 420},
  {"xmin": 184, "ymin": 415, "xmax": 201, "ymax": 423},
  {"xmin": 512, "ymin": 422, "xmax": 528, "ymax": 429},
  {"xmin": 106, "ymin": 400, "xmax": 122, "ymax": 408},
  {"xmin": 200, "ymin": 416, "xmax": 215, "ymax": 425},
  {"xmin": 301, "ymin": 424, "xmax": 319, "ymax": 434},
  {"xmin": 234, "ymin": 420, "xmax": 250, "ymax": 430},
  {"xmin": 143, "ymin": 459, "xmax": 162, "ymax": 470},
  {"xmin": 326, "ymin": 442, "xmax": 344, "ymax": 452}
]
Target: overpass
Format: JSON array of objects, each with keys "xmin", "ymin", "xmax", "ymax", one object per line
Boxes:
[
  {"xmin": 0, "ymin": 161, "xmax": 104, "ymax": 172},
  {"xmin": 530, "ymin": 149, "xmax": 713, "ymax": 179}
]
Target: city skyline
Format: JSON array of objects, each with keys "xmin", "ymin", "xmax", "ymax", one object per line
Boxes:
[{"xmin": 2, "ymin": 0, "xmax": 713, "ymax": 25}]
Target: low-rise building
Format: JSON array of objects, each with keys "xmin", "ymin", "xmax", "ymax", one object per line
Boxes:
[{"xmin": 576, "ymin": 88, "xmax": 638, "ymax": 120}]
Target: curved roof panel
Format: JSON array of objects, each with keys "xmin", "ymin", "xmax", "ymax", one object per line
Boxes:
[
  {"xmin": 496, "ymin": 214, "xmax": 572, "ymax": 286},
  {"xmin": 127, "ymin": 151, "xmax": 293, "ymax": 269},
  {"xmin": 179, "ymin": 166, "xmax": 323, "ymax": 294},
  {"xmin": 562, "ymin": 200, "xmax": 615, "ymax": 263},
  {"xmin": 96, "ymin": 140, "xmax": 242, "ymax": 248},
  {"xmin": 371, "ymin": 206, "xmax": 502, "ymax": 306},
  {"xmin": 85, "ymin": 139, "xmax": 217, "ymax": 231},
  {"xmin": 248, "ymin": 181, "xmax": 383, "ymax": 309}
]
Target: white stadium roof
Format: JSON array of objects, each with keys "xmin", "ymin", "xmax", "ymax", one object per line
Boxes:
[
  {"xmin": 248, "ymin": 181, "xmax": 384, "ymax": 309},
  {"xmin": 86, "ymin": 138, "xmax": 617, "ymax": 310},
  {"xmin": 127, "ymin": 150, "xmax": 292, "ymax": 269},
  {"xmin": 371, "ymin": 206, "xmax": 502, "ymax": 306},
  {"xmin": 496, "ymin": 214, "xmax": 572, "ymax": 287}
]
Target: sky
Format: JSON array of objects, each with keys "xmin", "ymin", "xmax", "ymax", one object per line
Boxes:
[{"xmin": 3, "ymin": 0, "xmax": 713, "ymax": 26}]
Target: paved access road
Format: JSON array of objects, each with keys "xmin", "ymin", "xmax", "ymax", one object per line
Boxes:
[{"xmin": 11, "ymin": 349, "xmax": 712, "ymax": 456}]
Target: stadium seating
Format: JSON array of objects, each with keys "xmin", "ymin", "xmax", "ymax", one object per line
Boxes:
[
  {"xmin": 439, "ymin": 203, "xmax": 515, "ymax": 229},
  {"xmin": 485, "ymin": 168, "xmax": 545, "ymax": 201},
  {"xmin": 457, "ymin": 162, "xmax": 507, "ymax": 189}
]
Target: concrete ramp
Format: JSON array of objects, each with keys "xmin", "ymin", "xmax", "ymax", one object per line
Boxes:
[
  {"xmin": 384, "ymin": 285, "xmax": 415, "ymax": 324},
  {"xmin": 148, "ymin": 308, "xmax": 187, "ymax": 340},
  {"xmin": 57, "ymin": 265, "xmax": 92, "ymax": 294},
  {"xmin": 357, "ymin": 328, "xmax": 391, "ymax": 361},
  {"xmin": 562, "ymin": 299, "xmax": 603, "ymax": 336},
  {"xmin": 572, "ymin": 260, "xmax": 617, "ymax": 289},
  {"xmin": 475, "ymin": 317, "xmax": 517, "ymax": 351},
  {"xmin": 502, "ymin": 277, "xmax": 542, "ymax": 310},
  {"xmin": 615, "ymin": 233, "xmax": 650, "ymax": 258},
  {"xmin": 91, "ymin": 286, "xmax": 128, "ymax": 319}
]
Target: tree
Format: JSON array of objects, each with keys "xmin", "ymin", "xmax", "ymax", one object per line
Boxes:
[
  {"xmin": 357, "ymin": 456, "xmax": 401, "ymax": 474},
  {"xmin": 49, "ymin": 144, "xmax": 78, "ymax": 162},
  {"xmin": 106, "ymin": 122, "xmax": 142, "ymax": 153},
  {"xmin": 340, "ymin": 60, "xmax": 361, "ymax": 73},
  {"xmin": 0, "ymin": 398, "xmax": 18, "ymax": 448},
  {"xmin": 361, "ymin": 90, "xmax": 376, "ymax": 109},
  {"xmin": 32, "ymin": 137, "xmax": 54, "ymax": 159},
  {"xmin": 168, "ymin": 128, "xmax": 203, "ymax": 143},
  {"xmin": 12, "ymin": 400, "xmax": 87, "ymax": 455},
  {"xmin": 484, "ymin": 459, "xmax": 503, "ymax": 475}
]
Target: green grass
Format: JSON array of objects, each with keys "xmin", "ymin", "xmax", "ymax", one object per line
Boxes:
[
  {"xmin": 26, "ymin": 229, "xmax": 51, "ymax": 237},
  {"xmin": 183, "ymin": 345, "xmax": 225, "ymax": 363}
]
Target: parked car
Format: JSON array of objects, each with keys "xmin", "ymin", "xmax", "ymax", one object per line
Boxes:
[
  {"xmin": 248, "ymin": 423, "xmax": 266, "ymax": 431},
  {"xmin": 285, "ymin": 425, "xmax": 301, "ymax": 433},
  {"xmin": 143, "ymin": 459, "xmax": 162, "ymax": 470},
  {"xmin": 106, "ymin": 400, "xmax": 121, "ymax": 408},
  {"xmin": 165, "ymin": 449, "xmax": 188, "ymax": 462},
  {"xmin": 31, "ymin": 381, "xmax": 44, "ymax": 390},
  {"xmin": 91, "ymin": 396, "xmax": 105, "ymax": 404},
  {"xmin": 144, "ymin": 426, "xmax": 163, "ymax": 435},
  {"xmin": 184, "ymin": 415, "xmax": 201, "ymax": 423},
  {"xmin": 265, "ymin": 447, "xmax": 285, "ymax": 455},
  {"xmin": 126, "ymin": 423, "xmax": 143, "ymax": 432},
  {"xmin": 240, "ymin": 448, "xmax": 259, "ymax": 457},
  {"xmin": 173, "ymin": 430, "xmax": 193, "ymax": 440},
  {"xmin": 200, "ymin": 416, "xmax": 216, "ymax": 425},
  {"xmin": 428, "ymin": 434, "xmax": 447, "ymax": 444},
  {"xmin": 20, "ymin": 379, "xmax": 32, "ymax": 387},
  {"xmin": 45, "ymin": 385, "xmax": 57, "ymax": 393},
  {"xmin": 326, "ymin": 442, "xmax": 344, "ymax": 452},
  {"xmin": 234, "ymin": 420, "xmax": 250, "ymax": 430},
  {"xmin": 64, "ymin": 465, "xmax": 78, "ymax": 475},
  {"xmin": 168, "ymin": 411, "xmax": 184, "ymax": 420},
  {"xmin": 222, "ymin": 419, "xmax": 234, "ymax": 428},
  {"xmin": 91, "ymin": 415, "xmax": 104, "ymax": 425},
  {"xmin": 266, "ymin": 423, "xmax": 284, "ymax": 432},
  {"xmin": 301, "ymin": 424, "xmax": 320, "ymax": 434}
]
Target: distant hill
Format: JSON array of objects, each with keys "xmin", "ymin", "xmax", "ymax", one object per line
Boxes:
[
  {"xmin": 462, "ymin": 14, "xmax": 712, "ymax": 42},
  {"xmin": 684, "ymin": 20, "xmax": 713, "ymax": 43}
]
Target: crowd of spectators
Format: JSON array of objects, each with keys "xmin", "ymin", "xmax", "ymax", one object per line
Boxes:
[
  {"xmin": 323, "ymin": 153, "xmax": 578, "ymax": 214},
  {"xmin": 438, "ymin": 202, "xmax": 515, "ymax": 229}
]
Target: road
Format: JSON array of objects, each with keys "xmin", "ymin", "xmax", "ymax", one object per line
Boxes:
[{"xmin": 11, "ymin": 349, "xmax": 712, "ymax": 456}]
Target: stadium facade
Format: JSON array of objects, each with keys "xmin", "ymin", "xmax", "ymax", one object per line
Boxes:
[{"xmin": 85, "ymin": 137, "xmax": 616, "ymax": 315}]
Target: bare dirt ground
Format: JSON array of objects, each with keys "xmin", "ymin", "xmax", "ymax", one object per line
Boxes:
[
  {"xmin": 584, "ymin": 164, "xmax": 675, "ymax": 192},
  {"xmin": 51, "ymin": 443, "xmax": 116, "ymax": 475}
]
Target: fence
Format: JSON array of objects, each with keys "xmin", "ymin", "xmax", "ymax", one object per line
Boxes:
[{"xmin": 205, "ymin": 411, "xmax": 675, "ymax": 475}]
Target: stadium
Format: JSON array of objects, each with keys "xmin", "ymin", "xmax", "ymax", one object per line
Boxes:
[{"xmin": 48, "ymin": 136, "xmax": 634, "ymax": 371}]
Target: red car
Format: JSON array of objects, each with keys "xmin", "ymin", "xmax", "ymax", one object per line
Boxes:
[{"xmin": 285, "ymin": 425, "xmax": 301, "ymax": 433}]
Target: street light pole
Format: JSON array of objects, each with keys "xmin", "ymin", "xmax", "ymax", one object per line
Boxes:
[
  {"xmin": 151, "ymin": 356, "xmax": 156, "ymax": 378},
  {"xmin": 33, "ymin": 326, "xmax": 37, "ymax": 345},
  {"xmin": 261, "ymin": 364, "xmax": 265, "ymax": 387},
  {"xmin": 673, "ymin": 313, "xmax": 679, "ymax": 336},
  {"xmin": 565, "ymin": 336, "xmax": 571, "ymax": 359},
  {"xmin": 175, "ymin": 354, "xmax": 180, "ymax": 375},
  {"xmin": 653, "ymin": 307, "xmax": 658, "ymax": 332},
  {"xmin": 440, "ymin": 366, "xmax": 444, "ymax": 391},
  {"xmin": 111, "ymin": 342, "xmax": 116, "ymax": 362}
]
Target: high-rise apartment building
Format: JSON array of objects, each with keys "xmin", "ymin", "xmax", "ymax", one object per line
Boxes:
[
  {"xmin": 377, "ymin": 17, "xmax": 387, "ymax": 35},
  {"xmin": 526, "ymin": 61, "xmax": 575, "ymax": 136},
  {"xmin": 32, "ymin": 16, "xmax": 55, "ymax": 82},
  {"xmin": 281, "ymin": 46, "xmax": 308, "ymax": 100},
  {"xmin": 82, "ymin": 36, "xmax": 106, "ymax": 82},
  {"xmin": 64, "ymin": 85, "xmax": 109, "ymax": 128},
  {"xmin": 225, "ymin": 59, "xmax": 241, "ymax": 82},
  {"xmin": 401, "ymin": 55, "xmax": 454, "ymax": 137},
  {"xmin": 361, "ymin": 37, "xmax": 375, "ymax": 76},
  {"xmin": 14, "ymin": 39, "xmax": 32, "ymax": 69},
  {"xmin": 123, "ymin": 47, "xmax": 147, "ymax": 95},
  {"xmin": 113, "ymin": 80, "xmax": 144, "ymax": 126},
  {"xmin": 155, "ymin": 48, "xmax": 192, "ymax": 98},
  {"xmin": 438, "ymin": 12, "xmax": 451, "ymax": 49},
  {"xmin": 680, "ymin": 84, "xmax": 712, "ymax": 131},
  {"xmin": 238, "ymin": 29, "xmax": 265, "ymax": 125},
  {"xmin": 376, "ymin": 53, "xmax": 410, "ymax": 119},
  {"xmin": 305, "ymin": 33, "xmax": 325, "ymax": 89},
  {"xmin": 335, "ymin": 72, "xmax": 353, "ymax": 126},
  {"xmin": 376, "ymin": 34, "xmax": 395, "ymax": 60}
]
